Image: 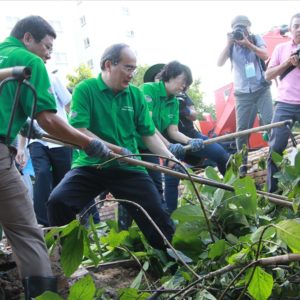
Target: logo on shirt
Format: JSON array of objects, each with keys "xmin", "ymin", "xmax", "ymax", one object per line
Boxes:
[
  {"xmin": 0, "ymin": 55, "xmax": 8, "ymax": 64},
  {"xmin": 69, "ymin": 111, "xmax": 78, "ymax": 119},
  {"xmin": 144, "ymin": 95, "xmax": 152, "ymax": 103},
  {"xmin": 121, "ymin": 106, "xmax": 134, "ymax": 112},
  {"xmin": 168, "ymin": 114, "xmax": 175, "ymax": 119}
]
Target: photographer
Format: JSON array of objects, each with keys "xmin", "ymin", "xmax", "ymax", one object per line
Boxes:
[
  {"xmin": 265, "ymin": 13, "xmax": 300, "ymax": 193},
  {"xmin": 217, "ymin": 15, "xmax": 273, "ymax": 177}
]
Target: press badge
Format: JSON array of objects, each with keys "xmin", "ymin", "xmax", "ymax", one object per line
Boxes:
[{"xmin": 245, "ymin": 62, "xmax": 256, "ymax": 78}]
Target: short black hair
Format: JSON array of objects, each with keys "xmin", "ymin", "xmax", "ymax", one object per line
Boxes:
[
  {"xmin": 10, "ymin": 15, "xmax": 56, "ymax": 42},
  {"xmin": 100, "ymin": 43, "xmax": 129, "ymax": 70},
  {"xmin": 157, "ymin": 61, "xmax": 193, "ymax": 88}
]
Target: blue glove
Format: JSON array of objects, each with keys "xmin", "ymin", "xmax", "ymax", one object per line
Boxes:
[
  {"xmin": 84, "ymin": 139, "xmax": 111, "ymax": 159},
  {"xmin": 188, "ymin": 138, "xmax": 204, "ymax": 152},
  {"xmin": 120, "ymin": 147, "xmax": 134, "ymax": 157},
  {"xmin": 167, "ymin": 143, "xmax": 185, "ymax": 160}
]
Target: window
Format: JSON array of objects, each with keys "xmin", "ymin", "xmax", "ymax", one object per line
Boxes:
[
  {"xmin": 87, "ymin": 59, "xmax": 94, "ymax": 69},
  {"xmin": 126, "ymin": 30, "xmax": 135, "ymax": 38},
  {"xmin": 80, "ymin": 16, "xmax": 86, "ymax": 27},
  {"xmin": 84, "ymin": 37, "xmax": 90, "ymax": 48},
  {"xmin": 53, "ymin": 52, "xmax": 68, "ymax": 64},
  {"xmin": 122, "ymin": 7, "xmax": 130, "ymax": 16}
]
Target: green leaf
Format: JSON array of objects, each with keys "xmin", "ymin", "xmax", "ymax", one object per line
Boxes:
[
  {"xmin": 208, "ymin": 239, "xmax": 226, "ymax": 259},
  {"xmin": 100, "ymin": 229, "xmax": 129, "ymax": 248},
  {"xmin": 276, "ymin": 219, "xmax": 300, "ymax": 253},
  {"xmin": 271, "ymin": 151, "xmax": 283, "ymax": 165},
  {"xmin": 251, "ymin": 226, "xmax": 276, "ymax": 243},
  {"xmin": 61, "ymin": 226, "xmax": 84, "ymax": 277},
  {"xmin": 294, "ymin": 150, "xmax": 300, "ymax": 175},
  {"xmin": 118, "ymin": 288, "xmax": 150, "ymax": 300},
  {"xmin": 68, "ymin": 274, "xmax": 95, "ymax": 300},
  {"xmin": 233, "ymin": 177, "xmax": 257, "ymax": 215},
  {"xmin": 61, "ymin": 219, "xmax": 81, "ymax": 237},
  {"xmin": 246, "ymin": 267, "xmax": 273, "ymax": 300},
  {"xmin": 204, "ymin": 166, "xmax": 221, "ymax": 181},
  {"xmin": 171, "ymin": 204, "xmax": 203, "ymax": 223},
  {"xmin": 36, "ymin": 291, "xmax": 63, "ymax": 300}
]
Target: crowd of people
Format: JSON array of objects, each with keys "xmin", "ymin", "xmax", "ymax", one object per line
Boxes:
[{"xmin": 0, "ymin": 12, "xmax": 299, "ymax": 298}]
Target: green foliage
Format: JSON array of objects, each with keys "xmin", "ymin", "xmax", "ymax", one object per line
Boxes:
[
  {"xmin": 245, "ymin": 267, "xmax": 274, "ymax": 300},
  {"xmin": 44, "ymin": 149, "xmax": 300, "ymax": 299},
  {"xmin": 66, "ymin": 63, "xmax": 93, "ymax": 90},
  {"xmin": 68, "ymin": 275, "xmax": 96, "ymax": 300},
  {"xmin": 130, "ymin": 64, "xmax": 149, "ymax": 87}
]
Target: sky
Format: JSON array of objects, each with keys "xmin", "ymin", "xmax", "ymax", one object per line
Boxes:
[{"xmin": 1, "ymin": 0, "xmax": 300, "ymax": 104}]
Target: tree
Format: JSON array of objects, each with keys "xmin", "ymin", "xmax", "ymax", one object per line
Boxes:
[
  {"xmin": 66, "ymin": 63, "xmax": 93, "ymax": 91},
  {"xmin": 130, "ymin": 64, "xmax": 150, "ymax": 87},
  {"xmin": 186, "ymin": 79, "xmax": 216, "ymax": 120}
]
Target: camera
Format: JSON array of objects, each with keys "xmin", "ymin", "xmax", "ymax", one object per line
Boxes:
[{"xmin": 232, "ymin": 25, "xmax": 247, "ymax": 40}]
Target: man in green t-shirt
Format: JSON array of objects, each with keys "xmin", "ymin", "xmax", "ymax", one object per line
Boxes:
[
  {"xmin": 0, "ymin": 16, "xmax": 111, "ymax": 298},
  {"xmin": 48, "ymin": 43, "xmax": 176, "ymax": 250}
]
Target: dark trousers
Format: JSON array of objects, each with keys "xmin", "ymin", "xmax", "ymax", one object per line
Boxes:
[
  {"xmin": 267, "ymin": 102, "xmax": 300, "ymax": 192},
  {"xmin": 48, "ymin": 167, "xmax": 174, "ymax": 249},
  {"xmin": 29, "ymin": 143, "xmax": 73, "ymax": 226},
  {"xmin": 165, "ymin": 132, "xmax": 230, "ymax": 213}
]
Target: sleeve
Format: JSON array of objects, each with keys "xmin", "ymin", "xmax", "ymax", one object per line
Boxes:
[
  {"xmin": 22, "ymin": 57, "xmax": 57, "ymax": 116},
  {"xmin": 254, "ymin": 34, "xmax": 266, "ymax": 48},
  {"xmin": 68, "ymin": 81, "xmax": 91, "ymax": 128},
  {"xmin": 135, "ymin": 89, "xmax": 155, "ymax": 136},
  {"xmin": 139, "ymin": 83, "xmax": 154, "ymax": 112}
]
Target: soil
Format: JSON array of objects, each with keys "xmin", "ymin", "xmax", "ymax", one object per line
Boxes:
[{"xmin": 0, "ymin": 241, "xmax": 140, "ymax": 299}]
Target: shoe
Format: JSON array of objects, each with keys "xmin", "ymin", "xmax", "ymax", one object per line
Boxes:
[
  {"xmin": 239, "ymin": 165, "xmax": 247, "ymax": 178},
  {"xmin": 23, "ymin": 276, "xmax": 57, "ymax": 299}
]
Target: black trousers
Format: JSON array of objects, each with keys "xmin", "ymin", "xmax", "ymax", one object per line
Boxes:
[{"xmin": 47, "ymin": 167, "xmax": 174, "ymax": 249}]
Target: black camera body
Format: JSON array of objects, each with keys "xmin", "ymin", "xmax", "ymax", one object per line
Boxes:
[{"xmin": 232, "ymin": 25, "xmax": 248, "ymax": 41}]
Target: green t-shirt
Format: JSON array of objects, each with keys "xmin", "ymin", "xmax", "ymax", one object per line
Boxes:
[
  {"xmin": 0, "ymin": 37, "xmax": 56, "ymax": 143},
  {"xmin": 69, "ymin": 74, "xmax": 155, "ymax": 171},
  {"xmin": 138, "ymin": 81, "xmax": 179, "ymax": 149}
]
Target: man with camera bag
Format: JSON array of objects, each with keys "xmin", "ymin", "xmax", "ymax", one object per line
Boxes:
[
  {"xmin": 217, "ymin": 15, "xmax": 273, "ymax": 177},
  {"xmin": 265, "ymin": 13, "xmax": 300, "ymax": 193}
]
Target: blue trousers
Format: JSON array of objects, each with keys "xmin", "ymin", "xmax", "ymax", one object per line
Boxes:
[
  {"xmin": 164, "ymin": 132, "xmax": 230, "ymax": 213},
  {"xmin": 47, "ymin": 167, "xmax": 174, "ymax": 249},
  {"xmin": 267, "ymin": 102, "xmax": 300, "ymax": 192},
  {"xmin": 235, "ymin": 86, "xmax": 273, "ymax": 163}
]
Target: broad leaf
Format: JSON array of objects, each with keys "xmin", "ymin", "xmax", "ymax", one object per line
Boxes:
[
  {"xmin": 61, "ymin": 226, "xmax": 84, "ymax": 277},
  {"xmin": 276, "ymin": 219, "xmax": 300, "ymax": 253},
  {"xmin": 100, "ymin": 229, "xmax": 129, "ymax": 248},
  {"xmin": 246, "ymin": 267, "xmax": 273, "ymax": 300},
  {"xmin": 36, "ymin": 291, "xmax": 63, "ymax": 300},
  {"xmin": 171, "ymin": 204, "xmax": 203, "ymax": 223},
  {"xmin": 251, "ymin": 226, "xmax": 276, "ymax": 243},
  {"xmin": 233, "ymin": 177, "xmax": 257, "ymax": 215},
  {"xmin": 68, "ymin": 274, "xmax": 95, "ymax": 300},
  {"xmin": 208, "ymin": 239, "xmax": 226, "ymax": 259},
  {"xmin": 118, "ymin": 288, "xmax": 150, "ymax": 300}
]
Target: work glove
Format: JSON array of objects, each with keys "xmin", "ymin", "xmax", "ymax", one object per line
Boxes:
[
  {"xmin": 167, "ymin": 143, "xmax": 185, "ymax": 160},
  {"xmin": 188, "ymin": 138, "xmax": 204, "ymax": 152},
  {"xmin": 118, "ymin": 147, "xmax": 137, "ymax": 166},
  {"xmin": 84, "ymin": 139, "xmax": 111, "ymax": 160}
]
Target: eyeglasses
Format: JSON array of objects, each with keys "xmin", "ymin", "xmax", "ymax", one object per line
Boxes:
[
  {"xmin": 39, "ymin": 41, "xmax": 53, "ymax": 54},
  {"xmin": 113, "ymin": 62, "xmax": 137, "ymax": 75}
]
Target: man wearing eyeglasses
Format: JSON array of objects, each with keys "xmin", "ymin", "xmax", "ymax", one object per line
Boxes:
[
  {"xmin": 48, "ymin": 43, "xmax": 176, "ymax": 251},
  {"xmin": 0, "ymin": 15, "xmax": 111, "ymax": 298}
]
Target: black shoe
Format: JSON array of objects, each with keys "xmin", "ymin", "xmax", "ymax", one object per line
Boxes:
[
  {"xmin": 23, "ymin": 276, "xmax": 57, "ymax": 299},
  {"xmin": 239, "ymin": 165, "xmax": 247, "ymax": 178}
]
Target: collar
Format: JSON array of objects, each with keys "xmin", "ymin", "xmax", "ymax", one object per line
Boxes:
[
  {"xmin": 3, "ymin": 36, "xmax": 27, "ymax": 49},
  {"xmin": 97, "ymin": 73, "xmax": 129, "ymax": 95}
]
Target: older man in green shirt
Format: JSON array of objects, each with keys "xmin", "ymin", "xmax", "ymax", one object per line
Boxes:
[
  {"xmin": 0, "ymin": 16, "xmax": 110, "ymax": 298},
  {"xmin": 48, "ymin": 43, "xmax": 176, "ymax": 250}
]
